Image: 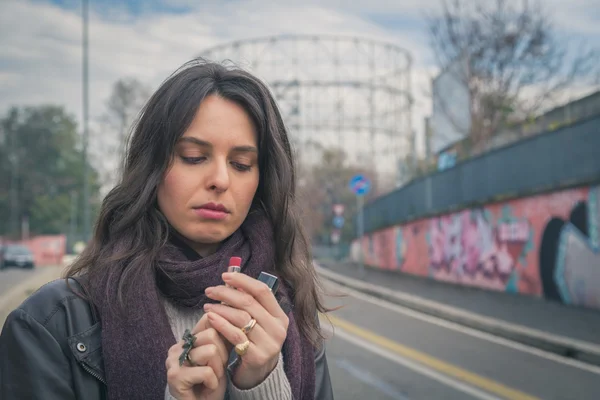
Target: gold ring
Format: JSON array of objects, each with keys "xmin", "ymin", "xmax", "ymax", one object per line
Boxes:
[
  {"xmin": 234, "ymin": 340, "xmax": 250, "ymax": 356},
  {"xmin": 241, "ymin": 318, "xmax": 257, "ymax": 334}
]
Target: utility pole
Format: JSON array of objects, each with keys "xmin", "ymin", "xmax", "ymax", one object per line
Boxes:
[{"xmin": 82, "ymin": 0, "xmax": 91, "ymax": 242}]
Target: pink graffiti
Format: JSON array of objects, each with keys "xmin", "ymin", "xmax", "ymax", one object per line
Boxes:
[
  {"xmin": 429, "ymin": 210, "xmax": 530, "ymax": 285},
  {"xmin": 498, "ymin": 221, "xmax": 529, "ymax": 242},
  {"xmin": 429, "ymin": 216, "xmax": 462, "ymax": 274}
]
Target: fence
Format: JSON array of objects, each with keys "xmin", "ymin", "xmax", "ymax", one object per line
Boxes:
[{"xmin": 362, "ymin": 114, "xmax": 600, "ymax": 234}]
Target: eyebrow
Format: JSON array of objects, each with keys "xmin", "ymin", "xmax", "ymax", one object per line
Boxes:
[{"xmin": 178, "ymin": 137, "xmax": 258, "ymax": 153}]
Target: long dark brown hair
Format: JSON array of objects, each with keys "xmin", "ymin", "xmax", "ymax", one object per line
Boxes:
[{"xmin": 65, "ymin": 59, "xmax": 328, "ymax": 345}]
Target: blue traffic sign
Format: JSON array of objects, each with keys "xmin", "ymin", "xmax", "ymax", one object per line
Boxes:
[
  {"xmin": 332, "ymin": 216, "xmax": 345, "ymax": 229},
  {"xmin": 349, "ymin": 174, "xmax": 371, "ymax": 196}
]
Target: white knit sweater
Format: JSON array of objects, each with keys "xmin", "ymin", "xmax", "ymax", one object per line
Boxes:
[{"xmin": 162, "ymin": 298, "xmax": 292, "ymax": 400}]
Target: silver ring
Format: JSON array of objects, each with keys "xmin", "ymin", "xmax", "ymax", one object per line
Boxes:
[{"xmin": 185, "ymin": 353, "xmax": 196, "ymax": 367}]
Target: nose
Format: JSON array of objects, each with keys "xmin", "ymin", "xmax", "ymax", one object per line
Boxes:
[{"xmin": 205, "ymin": 157, "xmax": 230, "ymax": 193}]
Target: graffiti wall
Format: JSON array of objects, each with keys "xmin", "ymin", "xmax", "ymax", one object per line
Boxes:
[{"xmin": 353, "ymin": 185, "xmax": 600, "ymax": 310}]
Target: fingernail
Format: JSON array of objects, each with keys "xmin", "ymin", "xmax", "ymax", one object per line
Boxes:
[
  {"xmin": 205, "ymin": 288, "xmax": 214, "ymax": 295},
  {"xmin": 203, "ymin": 303, "xmax": 213, "ymax": 311},
  {"xmin": 222, "ymin": 272, "xmax": 232, "ymax": 281}
]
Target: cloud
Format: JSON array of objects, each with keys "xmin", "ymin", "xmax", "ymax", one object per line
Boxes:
[
  {"xmin": 542, "ymin": 0, "xmax": 600, "ymax": 36},
  {"xmin": 0, "ymin": 0, "xmax": 432, "ymax": 155},
  {"xmin": 0, "ymin": 0, "xmax": 597, "ymax": 182},
  {"xmin": 0, "ymin": 0, "xmax": 428, "ymax": 119}
]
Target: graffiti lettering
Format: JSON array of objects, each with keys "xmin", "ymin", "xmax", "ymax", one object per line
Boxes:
[
  {"xmin": 355, "ymin": 185, "xmax": 600, "ymax": 311},
  {"xmin": 426, "ymin": 209, "xmax": 532, "ymax": 288},
  {"xmin": 498, "ymin": 221, "xmax": 529, "ymax": 242}
]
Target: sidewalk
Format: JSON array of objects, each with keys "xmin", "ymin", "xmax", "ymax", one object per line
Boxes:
[{"xmin": 317, "ymin": 260, "xmax": 600, "ymax": 365}]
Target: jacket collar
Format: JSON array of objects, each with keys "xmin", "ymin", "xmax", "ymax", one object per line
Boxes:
[{"xmin": 68, "ymin": 322, "xmax": 106, "ymax": 384}]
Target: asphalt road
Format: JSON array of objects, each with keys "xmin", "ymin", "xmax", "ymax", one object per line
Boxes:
[
  {"xmin": 0, "ymin": 266, "xmax": 39, "ymax": 296},
  {"xmin": 322, "ymin": 280, "xmax": 600, "ymax": 400},
  {"xmin": 2, "ymin": 267, "xmax": 599, "ymax": 398}
]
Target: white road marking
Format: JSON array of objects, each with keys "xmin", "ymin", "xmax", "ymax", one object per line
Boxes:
[
  {"xmin": 323, "ymin": 323, "xmax": 502, "ymax": 400},
  {"xmin": 322, "ymin": 279, "xmax": 600, "ymax": 376}
]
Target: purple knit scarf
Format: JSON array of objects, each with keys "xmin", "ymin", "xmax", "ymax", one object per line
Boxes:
[{"xmin": 93, "ymin": 211, "xmax": 315, "ymax": 400}]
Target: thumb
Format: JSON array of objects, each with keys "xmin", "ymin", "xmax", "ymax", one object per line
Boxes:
[{"xmin": 166, "ymin": 385, "xmax": 195, "ymax": 400}]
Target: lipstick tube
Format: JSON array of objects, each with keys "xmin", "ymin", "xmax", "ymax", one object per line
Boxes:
[
  {"xmin": 258, "ymin": 272, "xmax": 279, "ymax": 294},
  {"xmin": 228, "ymin": 257, "xmax": 242, "ymax": 274},
  {"xmin": 224, "ymin": 257, "xmax": 241, "ymax": 294}
]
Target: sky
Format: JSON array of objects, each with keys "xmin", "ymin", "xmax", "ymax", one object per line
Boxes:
[{"xmin": 1, "ymin": 0, "xmax": 599, "ymax": 170}]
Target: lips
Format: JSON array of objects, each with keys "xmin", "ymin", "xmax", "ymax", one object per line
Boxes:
[
  {"xmin": 196, "ymin": 202, "xmax": 229, "ymax": 213},
  {"xmin": 193, "ymin": 202, "xmax": 230, "ymax": 220}
]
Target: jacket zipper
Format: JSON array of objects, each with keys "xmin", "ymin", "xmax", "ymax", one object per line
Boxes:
[{"xmin": 81, "ymin": 361, "xmax": 106, "ymax": 385}]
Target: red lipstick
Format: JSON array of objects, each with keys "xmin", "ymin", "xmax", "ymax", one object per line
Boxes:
[{"xmin": 224, "ymin": 256, "xmax": 242, "ymax": 292}]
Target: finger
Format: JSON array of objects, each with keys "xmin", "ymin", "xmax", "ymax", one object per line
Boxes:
[
  {"xmin": 166, "ymin": 341, "xmax": 187, "ymax": 370},
  {"xmin": 203, "ymin": 303, "xmax": 253, "ymax": 330},
  {"xmin": 222, "ymin": 272, "xmax": 286, "ymax": 318},
  {"xmin": 205, "ymin": 285, "xmax": 273, "ymax": 326},
  {"xmin": 167, "ymin": 365, "xmax": 220, "ymax": 391},
  {"xmin": 203, "ymin": 303, "xmax": 287, "ymax": 347},
  {"xmin": 166, "ymin": 347, "xmax": 180, "ymax": 371},
  {"xmin": 168, "ymin": 341, "xmax": 184, "ymax": 358},
  {"xmin": 206, "ymin": 311, "xmax": 251, "ymax": 349},
  {"xmin": 187, "ymin": 344, "xmax": 225, "ymax": 379},
  {"xmin": 191, "ymin": 327, "xmax": 229, "ymax": 365},
  {"xmin": 191, "ymin": 313, "xmax": 211, "ymax": 335},
  {"xmin": 207, "ymin": 312, "xmax": 284, "ymax": 370}
]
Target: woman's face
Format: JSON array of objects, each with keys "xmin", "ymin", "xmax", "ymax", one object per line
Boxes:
[{"xmin": 157, "ymin": 95, "xmax": 260, "ymax": 256}]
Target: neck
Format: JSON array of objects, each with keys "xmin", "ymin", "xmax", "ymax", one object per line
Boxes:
[
  {"xmin": 177, "ymin": 234, "xmax": 220, "ymax": 258},
  {"xmin": 189, "ymin": 241, "xmax": 220, "ymax": 257},
  {"xmin": 168, "ymin": 227, "xmax": 221, "ymax": 258}
]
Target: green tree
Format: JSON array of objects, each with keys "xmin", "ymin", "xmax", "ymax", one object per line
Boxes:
[{"xmin": 0, "ymin": 105, "xmax": 101, "ymax": 238}]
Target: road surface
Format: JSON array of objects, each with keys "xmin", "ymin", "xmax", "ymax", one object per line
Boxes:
[
  {"xmin": 322, "ymin": 280, "xmax": 600, "ymax": 400},
  {"xmin": 0, "ymin": 267, "xmax": 40, "ymax": 296}
]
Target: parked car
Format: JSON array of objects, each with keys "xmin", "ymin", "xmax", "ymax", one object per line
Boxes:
[{"xmin": 0, "ymin": 244, "xmax": 35, "ymax": 269}]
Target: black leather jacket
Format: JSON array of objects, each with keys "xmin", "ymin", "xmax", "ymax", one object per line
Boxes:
[{"xmin": 0, "ymin": 278, "xmax": 334, "ymax": 400}]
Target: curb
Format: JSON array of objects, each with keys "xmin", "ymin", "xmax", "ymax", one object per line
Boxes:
[
  {"xmin": 316, "ymin": 264, "xmax": 600, "ymax": 367},
  {"xmin": 0, "ymin": 266, "xmax": 64, "ymax": 328}
]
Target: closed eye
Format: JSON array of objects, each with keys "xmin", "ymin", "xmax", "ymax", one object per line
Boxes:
[
  {"xmin": 231, "ymin": 162, "xmax": 252, "ymax": 172},
  {"xmin": 181, "ymin": 156, "xmax": 206, "ymax": 164}
]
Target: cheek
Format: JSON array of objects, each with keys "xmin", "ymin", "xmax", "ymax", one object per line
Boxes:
[
  {"xmin": 236, "ymin": 173, "xmax": 259, "ymax": 210},
  {"xmin": 158, "ymin": 169, "xmax": 187, "ymax": 212}
]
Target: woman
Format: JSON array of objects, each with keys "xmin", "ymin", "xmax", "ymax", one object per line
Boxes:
[{"xmin": 0, "ymin": 59, "xmax": 334, "ymax": 400}]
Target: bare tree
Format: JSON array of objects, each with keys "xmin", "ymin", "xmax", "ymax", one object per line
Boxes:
[
  {"xmin": 99, "ymin": 78, "xmax": 151, "ymax": 187},
  {"xmin": 297, "ymin": 148, "xmax": 383, "ymax": 244},
  {"xmin": 427, "ymin": 0, "xmax": 599, "ymax": 152}
]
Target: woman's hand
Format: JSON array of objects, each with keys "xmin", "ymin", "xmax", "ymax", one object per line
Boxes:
[
  {"xmin": 203, "ymin": 272, "xmax": 289, "ymax": 390},
  {"xmin": 165, "ymin": 317, "xmax": 229, "ymax": 400}
]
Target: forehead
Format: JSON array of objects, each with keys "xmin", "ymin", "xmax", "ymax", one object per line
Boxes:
[{"xmin": 181, "ymin": 95, "xmax": 257, "ymax": 146}]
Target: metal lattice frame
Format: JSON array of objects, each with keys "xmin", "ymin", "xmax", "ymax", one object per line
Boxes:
[{"xmin": 198, "ymin": 34, "xmax": 413, "ymax": 189}]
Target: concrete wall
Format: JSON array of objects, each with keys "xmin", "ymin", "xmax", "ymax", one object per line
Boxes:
[
  {"xmin": 1, "ymin": 234, "xmax": 66, "ymax": 266},
  {"xmin": 351, "ymin": 185, "xmax": 600, "ymax": 311}
]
